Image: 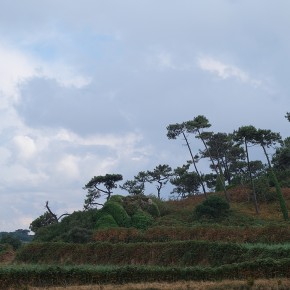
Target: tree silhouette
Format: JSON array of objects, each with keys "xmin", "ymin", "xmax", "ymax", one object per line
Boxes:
[
  {"xmin": 234, "ymin": 125, "xmax": 259, "ymax": 214},
  {"xmin": 84, "ymin": 174, "xmax": 123, "ymax": 209},
  {"xmin": 185, "ymin": 115, "xmax": 229, "ymax": 201},
  {"xmin": 146, "ymin": 164, "xmax": 172, "ymax": 199},
  {"xmin": 167, "ymin": 122, "xmax": 207, "ymax": 197}
]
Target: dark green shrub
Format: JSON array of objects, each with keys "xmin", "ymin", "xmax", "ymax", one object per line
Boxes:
[
  {"xmin": 149, "ymin": 196, "xmax": 172, "ymax": 216},
  {"xmin": 131, "ymin": 210, "xmax": 154, "ymax": 230},
  {"xmin": 194, "ymin": 195, "xmax": 230, "ymax": 220},
  {"xmin": 96, "ymin": 213, "xmax": 119, "ymax": 229},
  {"xmin": 33, "ymin": 209, "xmax": 99, "ymax": 242},
  {"xmin": 142, "ymin": 202, "xmax": 160, "ymax": 217},
  {"xmin": 215, "ymin": 175, "xmax": 225, "ymax": 192},
  {"xmin": 123, "ymin": 199, "xmax": 140, "ymax": 216},
  {"xmin": 33, "ymin": 223, "xmax": 64, "ymax": 242},
  {"xmin": 102, "ymin": 201, "xmax": 131, "ymax": 227},
  {"xmin": 0, "ymin": 234, "xmax": 22, "ymax": 250},
  {"xmin": 63, "ymin": 227, "xmax": 93, "ymax": 243},
  {"xmin": 254, "ymin": 176, "xmax": 274, "ymax": 202}
]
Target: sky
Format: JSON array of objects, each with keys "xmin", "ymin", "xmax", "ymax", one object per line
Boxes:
[{"xmin": 0, "ymin": 0, "xmax": 290, "ymax": 231}]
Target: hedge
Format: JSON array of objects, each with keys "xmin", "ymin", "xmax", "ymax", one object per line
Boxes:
[
  {"xmin": 2, "ymin": 259, "xmax": 290, "ymax": 288},
  {"xmin": 94, "ymin": 225, "xmax": 290, "ymax": 243},
  {"xmin": 16, "ymin": 240, "xmax": 290, "ymax": 267}
]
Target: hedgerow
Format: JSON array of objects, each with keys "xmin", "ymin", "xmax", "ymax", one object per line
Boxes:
[
  {"xmin": 2, "ymin": 259, "xmax": 290, "ymax": 288},
  {"xmin": 15, "ymin": 240, "xmax": 290, "ymax": 267},
  {"xmin": 93, "ymin": 225, "xmax": 290, "ymax": 244}
]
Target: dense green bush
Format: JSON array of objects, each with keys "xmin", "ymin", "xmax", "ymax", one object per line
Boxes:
[
  {"xmin": 96, "ymin": 213, "xmax": 119, "ymax": 229},
  {"xmin": 194, "ymin": 195, "xmax": 230, "ymax": 220},
  {"xmin": 109, "ymin": 195, "xmax": 124, "ymax": 204},
  {"xmin": 142, "ymin": 202, "xmax": 160, "ymax": 217},
  {"xmin": 32, "ymin": 209, "xmax": 99, "ymax": 242},
  {"xmin": 33, "ymin": 223, "xmax": 64, "ymax": 242},
  {"xmin": 63, "ymin": 227, "xmax": 93, "ymax": 243},
  {"xmin": 102, "ymin": 201, "xmax": 131, "ymax": 227},
  {"xmin": 0, "ymin": 234, "xmax": 21, "ymax": 250},
  {"xmin": 254, "ymin": 176, "xmax": 276, "ymax": 202},
  {"xmin": 131, "ymin": 209, "xmax": 154, "ymax": 230},
  {"xmin": 149, "ymin": 196, "xmax": 172, "ymax": 216},
  {"xmin": 124, "ymin": 201, "xmax": 140, "ymax": 217}
]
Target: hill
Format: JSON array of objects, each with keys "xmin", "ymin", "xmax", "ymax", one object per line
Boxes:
[{"xmin": 2, "ymin": 186, "xmax": 290, "ymax": 288}]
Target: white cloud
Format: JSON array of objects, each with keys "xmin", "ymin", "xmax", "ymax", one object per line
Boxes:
[
  {"xmin": 0, "ymin": 44, "xmax": 35, "ymax": 103},
  {"xmin": 0, "ymin": 163, "xmax": 48, "ymax": 187},
  {"xmin": 13, "ymin": 135, "xmax": 37, "ymax": 160},
  {"xmin": 0, "ymin": 42, "xmax": 91, "ymax": 107},
  {"xmin": 198, "ymin": 56, "xmax": 262, "ymax": 87},
  {"xmin": 56, "ymin": 155, "xmax": 80, "ymax": 179}
]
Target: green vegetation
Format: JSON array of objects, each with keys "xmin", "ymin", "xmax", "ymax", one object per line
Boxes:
[
  {"xmin": 3, "ymin": 113, "xmax": 290, "ymax": 288},
  {"xmin": 194, "ymin": 195, "xmax": 230, "ymax": 220},
  {"xmin": 2, "ymin": 260, "xmax": 290, "ymax": 288}
]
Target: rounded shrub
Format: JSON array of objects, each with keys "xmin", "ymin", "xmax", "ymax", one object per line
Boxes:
[
  {"xmin": 95, "ymin": 213, "xmax": 119, "ymax": 229},
  {"xmin": 123, "ymin": 201, "xmax": 139, "ymax": 216},
  {"xmin": 131, "ymin": 209, "xmax": 154, "ymax": 230},
  {"xmin": 102, "ymin": 201, "xmax": 131, "ymax": 227},
  {"xmin": 194, "ymin": 195, "xmax": 230, "ymax": 220},
  {"xmin": 109, "ymin": 195, "xmax": 124, "ymax": 204},
  {"xmin": 142, "ymin": 201, "xmax": 160, "ymax": 217},
  {"xmin": 148, "ymin": 196, "xmax": 172, "ymax": 216}
]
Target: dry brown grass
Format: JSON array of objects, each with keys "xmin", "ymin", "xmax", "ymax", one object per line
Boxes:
[{"xmin": 24, "ymin": 279, "xmax": 290, "ymax": 290}]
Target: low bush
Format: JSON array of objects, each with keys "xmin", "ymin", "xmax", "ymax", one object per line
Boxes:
[
  {"xmin": 32, "ymin": 209, "xmax": 99, "ymax": 242},
  {"xmin": 194, "ymin": 195, "xmax": 230, "ymax": 220},
  {"xmin": 255, "ymin": 176, "xmax": 275, "ymax": 202},
  {"xmin": 96, "ymin": 213, "xmax": 119, "ymax": 229},
  {"xmin": 102, "ymin": 201, "xmax": 131, "ymax": 227},
  {"xmin": 142, "ymin": 202, "xmax": 160, "ymax": 217},
  {"xmin": 62, "ymin": 227, "xmax": 93, "ymax": 243},
  {"xmin": 0, "ymin": 233, "xmax": 22, "ymax": 250},
  {"xmin": 131, "ymin": 209, "xmax": 154, "ymax": 230}
]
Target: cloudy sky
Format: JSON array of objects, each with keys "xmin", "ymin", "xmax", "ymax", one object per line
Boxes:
[{"xmin": 0, "ymin": 0, "xmax": 290, "ymax": 231}]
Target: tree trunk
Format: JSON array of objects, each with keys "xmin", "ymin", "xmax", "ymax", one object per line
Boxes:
[
  {"xmin": 182, "ymin": 132, "xmax": 207, "ymax": 197},
  {"xmin": 244, "ymin": 139, "xmax": 259, "ymax": 214},
  {"xmin": 261, "ymin": 145, "xmax": 288, "ymax": 220}
]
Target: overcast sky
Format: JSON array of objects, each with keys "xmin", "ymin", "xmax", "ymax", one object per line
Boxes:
[{"xmin": 0, "ymin": 1, "xmax": 290, "ymax": 231}]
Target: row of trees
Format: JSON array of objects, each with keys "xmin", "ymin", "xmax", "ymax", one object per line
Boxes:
[
  {"xmin": 30, "ymin": 113, "xmax": 290, "ymax": 233},
  {"xmin": 83, "ymin": 114, "xmax": 290, "ymax": 220}
]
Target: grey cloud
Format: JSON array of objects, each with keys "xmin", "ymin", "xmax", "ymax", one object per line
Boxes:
[{"xmin": 16, "ymin": 77, "xmax": 132, "ymax": 135}]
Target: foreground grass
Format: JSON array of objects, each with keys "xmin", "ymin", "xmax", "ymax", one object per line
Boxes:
[{"xmin": 25, "ymin": 279, "xmax": 290, "ymax": 290}]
